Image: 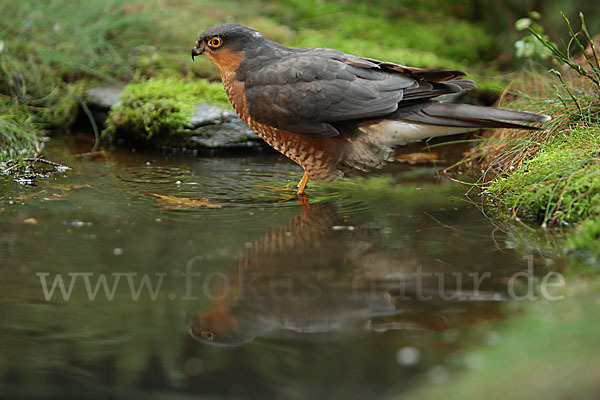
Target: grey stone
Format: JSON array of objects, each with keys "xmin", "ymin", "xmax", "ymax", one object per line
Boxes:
[
  {"xmin": 189, "ymin": 103, "xmax": 237, "ymax": 127},
  {"xmin": 86, "ymin": 85, "xmax": 124, "ymax": 110},
  {"xmin": 188, "ymin": 103, "xmax": 263, "ymax": 148},
  {"xmin": 190, "ymin": 119, "xmax": 263, "ymax": 148}
]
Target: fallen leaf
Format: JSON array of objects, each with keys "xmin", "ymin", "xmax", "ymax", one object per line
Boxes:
[
  {"xmin": 23, "ymin": 218, "xmax": 38, "ymax": 226},
  {"xmin": 146, "ymin": 192, "xmax": 221, "ymax": 209},
  {"xmin": 395, "ymin": 152, "xmax": 444, "ymax": 165}
]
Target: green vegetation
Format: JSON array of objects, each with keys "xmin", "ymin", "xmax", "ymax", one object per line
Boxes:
[
  {"xmin": 0, "ymin": 100, "xmax": 39, "ymax": 162},
  {"xmin": 466, "ymin": 13, "xmax": 600, "ymax": 270},
  {"xmin": 486, "ymin": 127, "xmax": 600, "ymax": 225},
  {"xmin": 265, "ymin": 0, "xmax": 493, "ymax": 68},
  {"xmin": 0, "ymin": 0, "xmax": 167, "ymax": 163},
  {"xmin": 103, "ymin": 77, "xmax": 229, "ymax": 146}
]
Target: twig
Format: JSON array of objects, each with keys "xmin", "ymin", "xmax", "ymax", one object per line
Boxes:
[
  {"xmin": 21, "ymin": 158, "xmax": 71, "ymax": 169},
  {"xmin": 4, "ymin": 157, "xmax": 71, "ymax": 171}
]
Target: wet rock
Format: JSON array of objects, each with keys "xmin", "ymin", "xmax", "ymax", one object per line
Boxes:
[
  {"xmin": 87, "ymin": 85, "xmax": 124, "ymax": 110},
  {"xmin": 189, "ymin": 103, "xmax": 235, "ymax": 127},
  {"xmin": 189, "ymin": 104, "xmax": 262, "ymax": 148},
  {"xmin": 85, "ymin": 85, "xmax": 125, "ymax": 127}
]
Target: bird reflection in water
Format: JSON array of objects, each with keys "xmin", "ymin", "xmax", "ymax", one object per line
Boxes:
[{"xmin": 188, "ymin": 200, "xmax": 514, "ymax": 346}]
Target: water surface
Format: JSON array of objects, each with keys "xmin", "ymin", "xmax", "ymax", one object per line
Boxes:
[{"xmin": 0, "ymin": 136, "xmax": 537, "ymax": 399}]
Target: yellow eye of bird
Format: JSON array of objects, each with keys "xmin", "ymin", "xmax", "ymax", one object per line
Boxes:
[
  {"xmin": 208, "ymin": 38, "xmax": 223, "ymax": 48},
  {"xmin": 201, "ymin": 329, "xmax": 215, "ymax": 341}
]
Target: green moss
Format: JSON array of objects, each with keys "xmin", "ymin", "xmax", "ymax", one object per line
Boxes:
[
  {"xmin": 103, "ymin": 77, "xmax": 230, "ymax": 146},
  {"xmin": 470, "ymin": 13, "xmax": 600, "ymax": 275},
  {"xmin": 485, "ymin": 126, "xmax": 600, "ymax": 225}
]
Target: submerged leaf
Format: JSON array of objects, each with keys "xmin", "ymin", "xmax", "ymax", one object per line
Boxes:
[{"xmin": 146, "ymin": 192, "xmax": 221, "ymax": 209}]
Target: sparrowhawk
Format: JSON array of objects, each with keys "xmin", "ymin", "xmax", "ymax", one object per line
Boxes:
[{"xmin": 192, "ymin": 23, "xmax": 550, "ymax": 195}]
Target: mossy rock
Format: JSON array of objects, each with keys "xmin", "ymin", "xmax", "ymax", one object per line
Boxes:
[{"xmin": 101, "ymin": 77, "xmax": 262, "ymax": 149}]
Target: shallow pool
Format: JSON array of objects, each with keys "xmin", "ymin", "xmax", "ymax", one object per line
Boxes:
[{"xmin": 0, "ymin": 136, "xmax": 544, "ymax": 399}]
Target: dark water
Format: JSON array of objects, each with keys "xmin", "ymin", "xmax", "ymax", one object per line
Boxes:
[{"xmin": 0, "ymin": 136, "xmax": 541, "ymax": 399}]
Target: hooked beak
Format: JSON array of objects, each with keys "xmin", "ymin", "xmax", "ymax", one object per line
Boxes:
[{"xmin": 191, "ymin": 41, "xmax": 205, "ymax": 61}]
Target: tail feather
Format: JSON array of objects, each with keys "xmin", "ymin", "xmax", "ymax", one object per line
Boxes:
[
  {"xmin": 341, "ymin": 101, "xmax": 550, "ymax": 173},
  {"xmin": 391, "ymin": 101, "xmax": 551, "ymax": 130},
  {"xmin": 402, "ymin": 80, "xmax": 477, "ymax": 103}
]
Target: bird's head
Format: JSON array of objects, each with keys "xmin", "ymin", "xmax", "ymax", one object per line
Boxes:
[
  {"xmin": 192, "ymin": 23, "xmax": 264, "ymax": 73},
  {"xmin": 187, "ymin": 305, "xmax": 256, "ymax": 347}
]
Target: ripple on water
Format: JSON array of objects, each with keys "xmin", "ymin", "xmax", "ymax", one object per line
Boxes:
[{"xmin": 95, "ymin": 154, "xmax": 310, "ymax": 225}]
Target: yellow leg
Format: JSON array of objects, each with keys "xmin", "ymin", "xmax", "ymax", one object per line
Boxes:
[{"xmin": 296, "ymin": 172, "xmax": 309, "ymax": 195}]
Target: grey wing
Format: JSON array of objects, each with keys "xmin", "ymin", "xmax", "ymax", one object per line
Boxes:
[
  {"xmin": 350, "ymin": 56, "xmax": 469, "ymax": 82},
  {"xmin": 244, "ymin": 51, "xmax": 416, "ymax": 137},
  {"xmin": 345, "ymin": 55, "xmax": 477, "ymax": 103}
]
